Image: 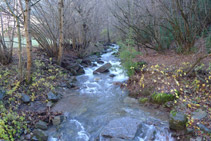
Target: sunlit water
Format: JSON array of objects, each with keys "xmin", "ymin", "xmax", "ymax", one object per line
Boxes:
[{"xmin": 48, "ymin": 45, "xmax": 174, "ymax": 141}]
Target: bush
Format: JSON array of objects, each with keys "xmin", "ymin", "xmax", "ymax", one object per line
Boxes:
[{"xmin": 118, "ymin": 32, "xmax": 141, "ymax": 76}]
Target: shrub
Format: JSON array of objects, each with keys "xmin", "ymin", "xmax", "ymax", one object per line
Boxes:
[{"xmin": 118, "ymin": 32, "xmax": 141, "ymax": 76}]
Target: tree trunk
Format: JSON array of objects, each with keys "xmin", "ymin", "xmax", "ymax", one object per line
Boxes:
[
  {"xmin": 17, "ymin": 18, "xmax": 23, "ymax": 81},
  {"xmin": 24, "ymin": 0, "xmax": 32, "ymax": 83},
  {"xmin": 57, "ymin": 0, "xmax": 64, "ymax": 65}
]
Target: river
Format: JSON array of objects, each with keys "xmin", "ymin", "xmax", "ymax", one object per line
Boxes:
[{"xmin": 48, "ymin": 44, "xmax": 174, "ymax": 141}]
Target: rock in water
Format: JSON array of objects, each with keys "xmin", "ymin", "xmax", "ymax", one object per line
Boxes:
[
  {"xmin": 101, "ymin": 117, "xmax": 141, "ymax": 140},
  {"xmin": 169, "ymin": 112, "xmax": 188, "ymax": 131},
  {"xmin": 47, "ymin": 92, "xmax": 59, "ymax": 102},
  {"xmin": 93, "ymin": 63, "xmax": 112, "ymax": 74},
  {"xmin": 21, "ymin": 93, "xmax": 31, "ymax": 103}
]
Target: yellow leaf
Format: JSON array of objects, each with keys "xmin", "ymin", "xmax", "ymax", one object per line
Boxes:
[{"xmin": 188, "ymin": 104, "xmax": 192, "ymax": 108}]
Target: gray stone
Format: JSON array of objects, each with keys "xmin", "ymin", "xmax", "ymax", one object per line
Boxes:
[
  {"xmin": 0, "ymin": 89, "xmax": 6, "ymax": 101},
  {"xmin": 197, "ymin": 123, "xmax": 211, "ymax": 133},
  {"xmin": 192, "ymin": 109, "xmax": 207, "ymax": 120},
  {"xmin": 47, "ymin": 92, "xmax": 59, "ymax": 102},
  {"xmin": 21, "ymin": 93, "xmax": 31, "ymax": 103},
  {"xmin": 77, "ymin": 66, "xmax": 85, "ymax": 75},
  {"xmin": 33, "ymin": 129, "xmax": 48, "ymax": 141},
  {"xmin": 109, "ymin": 74, "xmax": 116, "ymax": 78},
  {"xmin": 169, "ymin": 112, "xmax": 188, "ymax": 131},
  {"xmin": 101, "ymin": 117, "xmax": 141, "ymax": 140},
  {"xmin": 133, "ymin": 123, "xmax": 156, "ymax": 141},
  {"xmin": 35, "ymin": 120, "xmax": 48, "ymax": 130},
  {"xmin": 123, "ymin": 97, "xmax": 139, "ymax": 104},
  {"xmin": 93, "ymin": 63, "xmax": 112, "ymax": 74},
  {"xmin": 97, "ymin": 60, "xmax": 104, "ymax": 64},
  {"xmin": 52, "ymin": 116, "xmax": 64, "ymax": 126}
]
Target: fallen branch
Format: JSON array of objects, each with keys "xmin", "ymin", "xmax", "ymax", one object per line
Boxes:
[{"xmin": 186, "ymin": 54, "xmax": 211, "ymax": 75}]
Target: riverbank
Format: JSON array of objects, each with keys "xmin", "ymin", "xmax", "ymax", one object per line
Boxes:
[
  {"xmin": 125, "ymin": 48, "xmax": 211, "ymax": 140},
  {"xmin": 0, "ymin": 43, "xmax": 107, "ymax": 140}
]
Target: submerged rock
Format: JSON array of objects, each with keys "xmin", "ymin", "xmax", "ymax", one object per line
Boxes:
[
  {"xmin": 21, "ymin": 93, "xmax": 31, "ymax": 103},
  {"xmin": 93, "ymin": 63, "xmax": 112, "ymax": 74},
  {"xmin": 47, "ymin": 92, "xmax": 59, "ymax": 102},
  {"xmin": 101, "ymin": 117, "xmax": 141, "ymax": 140},
  {"xmin": 151, "ymin": 93, "xmax": 175, "ymax": 104},
  {"xmin": 169, "ymin": 111, "xmax": 188, "ymax": 131}
]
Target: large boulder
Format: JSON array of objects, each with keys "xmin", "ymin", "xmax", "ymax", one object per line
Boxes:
[
  {"xmin": 169, "ymin": 111, "xmax": 188, "ymax": 131},
  {"xmin": 93, "ymin": 63, "xmax": 112, "ymax": 74},
  {"xmin": 101, "ymin": 117, "xmax": 141, "ymax": 140}
]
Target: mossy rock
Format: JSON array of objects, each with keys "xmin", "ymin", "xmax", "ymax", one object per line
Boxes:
[
  {"xmin": 151, "ymin": 93, "xmax": 175, "ymax": 104},
  {"xmin": 169, "ymin": 111, "xmax": 188, "ymax": 131},
  {"xmin": 139, "ymin": 98, "xmax": 148, "ymax": 104}
]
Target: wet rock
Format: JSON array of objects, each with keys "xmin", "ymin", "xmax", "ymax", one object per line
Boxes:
[
  {"xmin": 123, "ymin": 97, "xmax": 139, "ymax": 104},
  {"xmin": 69, "ymin": 76, "xmax": 77, "ymax": 83},
  {"xmin": 77, "ymin": 67, "xmax": 85, "ymax": 75},
  {"xmin": 192, "ymin": 109, "xmax": 207, "ymax": 120},
  {"xmin": 197, "ymin": 123, "xmax": 211, "ymax": 133},
  {"xmin": 47, "ymin": 92, "xmax": 59, "ymax": 102},
  {"xmin": 151, "ymin": 93, "xmax": 175, "ymax": 104},
  {"xmin": 109, "ymin": 74, "xmax": 116, "ymax": 78},
  {"xmin": 61, "ymin": 58, "xmax": 85, "ymax": 76},
  {"xmin": 0, "ymin": 89, "xmax": 6, "ymax": 101},
  {"xmin": 33, "ymin": 129, "xmax": 48, "ymax": 141},
  {"xmin": 133, "ymin": 123, "xmax": 156, "ymax": 141},
  {"xmin": 66, "ymin": 83, "xmax": 76, "ymax": 89},
  {"xmin": 35, "ymin": 120, "xmax": 48, "ymax": 130},
  {"xmin": 169, "ymin": 112, "xmax": 188, "ymax": 131},
  {"xmin": 82, "ymin": 59, "xmax": 92, "ymax": 66},
  {"xmin": 101, "ymin": 117, "xmax": 141, "ymax": 140},
  {"xmin": 139, "ymin": 98, "xmax": 148, "ymax": 104},
  {"xmin": 97, "ymin": 60, "xmax": 104, "ymax": 64},
  {"xmin": 21, "ymin": 93, "xmax": 31, "ymax": 103},
  {"xmin": 52, "ymin": 116, "xmax": 64, "ymax": 126},
  {"xmin": 93, "ymin": 63, "xmax": 112, "ymax": 74}
]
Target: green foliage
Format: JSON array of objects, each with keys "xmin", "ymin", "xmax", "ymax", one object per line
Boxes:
[
  {"xmin": 151, "ymin": 92, "xmax": 175, "ymax": 104},
  {"xmin": 118, "ymin": 30, "xmax": 141, "ymax": 76},
  {"xmin": 0, "ymin": 105, "xmax": 27, "ymax": 141}
]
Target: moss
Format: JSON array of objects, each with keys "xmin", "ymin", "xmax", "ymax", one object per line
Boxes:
[
  {"xmin": 139, "ymin": 98, "xmax": 148, "ymax": 104},
  {"xmin": 151, "ymin": 92, "xmax": 175, "ymax": 104}
]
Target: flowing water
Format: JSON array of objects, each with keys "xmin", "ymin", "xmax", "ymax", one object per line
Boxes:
[{"xmin": 48, "ymin": 45, "xmax": 174, "ymax": 141}]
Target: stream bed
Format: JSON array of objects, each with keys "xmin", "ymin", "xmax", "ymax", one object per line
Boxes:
[{"xmin": 48, "ymin": 45, "xmax": 174, "ymax": 141}]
